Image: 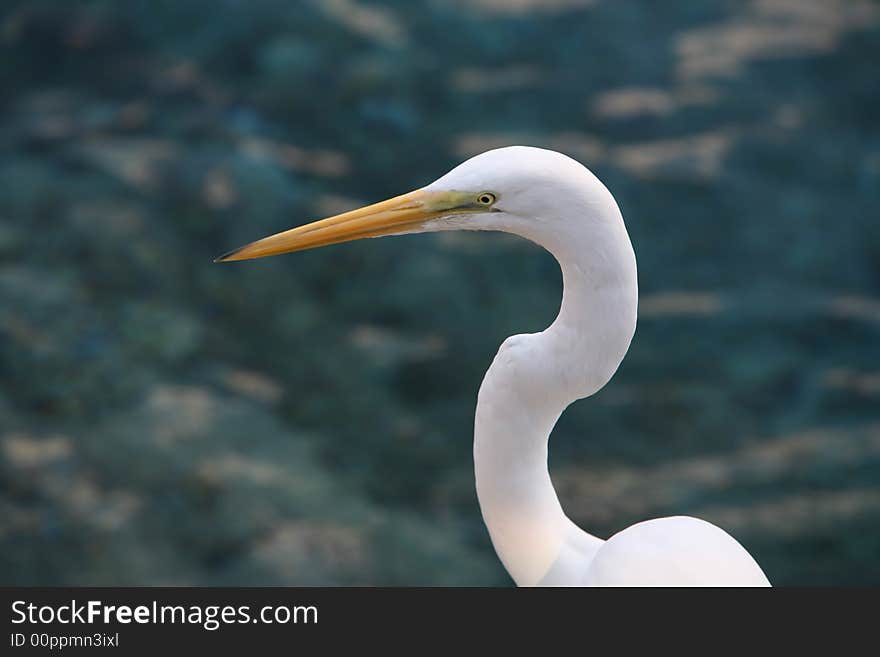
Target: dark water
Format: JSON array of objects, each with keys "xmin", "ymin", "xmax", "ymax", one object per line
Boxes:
[{"xmin": 1, "ymin": 0, "xmax": 878, "ymax": 585}]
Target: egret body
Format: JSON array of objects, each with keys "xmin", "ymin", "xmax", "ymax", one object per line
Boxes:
[{"xmin": 218, "ymin": 146, "xmax": 770, "ymax": 587}]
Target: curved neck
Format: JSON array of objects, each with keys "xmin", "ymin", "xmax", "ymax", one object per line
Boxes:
[{"xmin": 474, "ymin": 205, "xmax": 638, "ymax": 586}]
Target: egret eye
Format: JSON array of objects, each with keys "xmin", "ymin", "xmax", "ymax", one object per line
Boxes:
[{"xmin": 477, "ymin": 192, "xmax": 496, "ymax": 206}]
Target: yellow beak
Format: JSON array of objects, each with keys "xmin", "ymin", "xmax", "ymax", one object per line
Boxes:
[{"xmin": 215, "ymin": 189, "xmax": 482, "ymax": 262}]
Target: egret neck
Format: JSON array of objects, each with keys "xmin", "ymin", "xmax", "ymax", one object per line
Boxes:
[{"xmin": 472, "ymin": 190, "xmax": 638, "ymax": 586}]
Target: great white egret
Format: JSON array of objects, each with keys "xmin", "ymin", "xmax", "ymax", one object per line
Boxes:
[{"xmin": 217, "ymin": 146, "xmax": 770, "ymax": 586}]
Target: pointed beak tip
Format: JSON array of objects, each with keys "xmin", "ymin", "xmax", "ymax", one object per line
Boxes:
[{"xmin": 214, "ymin": 249, "xmax": 240, "ymax": 263}]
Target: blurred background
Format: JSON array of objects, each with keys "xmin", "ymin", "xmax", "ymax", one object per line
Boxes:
[{"xmin": 1, "ymin": 0, "xmax": 879, "ymax": 586}]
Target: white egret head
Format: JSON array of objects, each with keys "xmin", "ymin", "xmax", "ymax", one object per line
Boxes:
[{"xmin": 215, "ymin": 146, "xmax": 618, "ymax": 262}]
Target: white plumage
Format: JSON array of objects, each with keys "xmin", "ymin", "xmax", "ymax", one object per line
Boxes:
[{"xmin": 219, "ymin": 146, "xmax": 770, "ymax": 587}]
